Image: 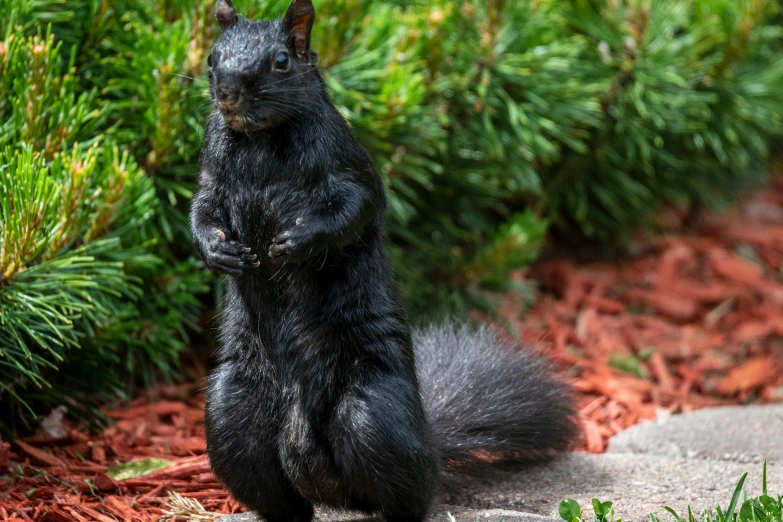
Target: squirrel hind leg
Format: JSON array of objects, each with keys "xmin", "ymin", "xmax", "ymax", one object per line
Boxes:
[
  {"xmin": 205, "ymin": 365, "xmax": 314, "ymax": 521},
  {"xmin": 328, "ymin": 372, "xmax": 440, "ymax": 519},
  {"xmin": 209, "ymin": 445, "xmax": 315, "ymax": 522}
]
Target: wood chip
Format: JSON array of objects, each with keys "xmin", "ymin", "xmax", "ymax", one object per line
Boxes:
[
  {"xmin": 717, "ymin": 358, "xmax": 776, "ymax": 395},
  {"xmin": 13, "ymin": 440, "xmax": 68, "ymax": 468}
]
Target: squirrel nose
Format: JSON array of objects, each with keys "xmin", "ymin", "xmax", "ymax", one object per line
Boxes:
[
  {"xmin": 218, "ymin": 98, "xmax": 237, "ymax": 112},
  {"xmin": 216, "ymin": 85, "xmax": 240, "ymax": 111}
]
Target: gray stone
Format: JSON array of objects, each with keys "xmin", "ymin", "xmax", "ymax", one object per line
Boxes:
[
  {"xmin": 433, "ymin": 507, "xmax": 560, "ymax": 522},
  {"xmin": 607, "ymin": 404, "xmax": 783, "ymax": 463},
  {"xmin": 441, "ymin": 453, "xmax": 782, "ymax": 522}
]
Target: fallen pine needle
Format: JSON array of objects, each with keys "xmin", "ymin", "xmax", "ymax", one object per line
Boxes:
[{"xmin": 160, "ymin": 491, "xmax": 223, "ymax": 522}]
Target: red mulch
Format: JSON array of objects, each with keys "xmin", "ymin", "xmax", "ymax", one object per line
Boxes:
[
  {"xmin": 0, "ymin": 385, "xmax": 236, "ymax": 521},
  {"xmin": 505, "ymin": 174, "xmax": 783, "ymax": 452},
  {"xmin": 3, "ymin": 177, "xmax": 783, "ymax": 520}
]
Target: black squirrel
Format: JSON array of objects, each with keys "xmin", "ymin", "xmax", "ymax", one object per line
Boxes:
[{"xmin": 189, "ymin": 1, "xmax": 578, "ymax": 521}]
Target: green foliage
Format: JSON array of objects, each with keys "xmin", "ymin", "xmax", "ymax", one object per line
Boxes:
[
  {"xmin": 561, "ymin": 498, "xmax": 584, "ymax": 522},
  {"xmin": 562, "ymin": 463, "xmax": 782, "ymax": 522},
  {"xmin": 544, "ymin": 0, "xmax": 783, "ymax": 239},
  {"xmin": 0, "ymin": 3, "xmax": 206, "ymax": 434},
  {"xmin": 3, "ymin": 0, "xmax": 783, "ymax": 430},
  {"xmin": 559, "ymin": 497, "xmax": 623, "ymax": 522}
]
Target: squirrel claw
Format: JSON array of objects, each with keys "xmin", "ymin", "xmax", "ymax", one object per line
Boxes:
[{"xmin": 268, "ymin": 239, "xmax": 297, "ymax": 263}]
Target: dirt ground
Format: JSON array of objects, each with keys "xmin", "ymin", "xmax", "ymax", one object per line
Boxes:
[{"xmin": 2, "ymin": 176, "xmax": 783, "ymax": 521}]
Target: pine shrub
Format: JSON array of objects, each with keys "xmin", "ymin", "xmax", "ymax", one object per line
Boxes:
[
  {"xmin": 0, "ymin": 3, "xmax": 208, "ymax": 434},
  {"xmin": 2, "ymin": 0, "xmax": 782, "ymax": 431}
]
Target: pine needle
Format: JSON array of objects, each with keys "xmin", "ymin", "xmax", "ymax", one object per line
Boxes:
[{"xmin": 159, "ymin": 491, "xmax": 224, "ymax": 522}]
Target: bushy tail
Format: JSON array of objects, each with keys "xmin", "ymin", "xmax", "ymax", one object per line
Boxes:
[{"xmin": 414, "ymin": 324, "xmax": 578, "ymax": 476}]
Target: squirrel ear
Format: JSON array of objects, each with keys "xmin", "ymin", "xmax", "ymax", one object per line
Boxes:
[
  {"xmin": 282, "ymin": 0, "xmax": 315, "ymax": 61},
  {"xmin": 216, "ymin": 0, "xmax": 238, "ymax": 31}
]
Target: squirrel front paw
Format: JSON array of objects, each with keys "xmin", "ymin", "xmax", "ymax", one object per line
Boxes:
[
  {"xmin": 268, "ymin": 218, "xmax": 324, "ymax": 264},
  {"xmin": 204, "ymin": 229, "xmax": 260, "ymax": 276}
]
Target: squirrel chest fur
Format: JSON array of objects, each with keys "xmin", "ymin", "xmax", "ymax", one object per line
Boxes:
[
  {"xmin": 201, "ymin": 111, "xmax": 382, "ymax": 259},
  {"xmin": 190, "ymin": 1, "xmax": 577, "ymax": 521}
]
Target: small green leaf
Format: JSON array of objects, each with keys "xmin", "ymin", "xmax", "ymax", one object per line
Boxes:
[
  {"xmin": 608, "ymin": 353, "xmax": 648, "ymax": 379},
  {"xmin": 592, "ymin": 499, "xmax": 614, "ymax": 522},
  {"xmin": 726, "ymin": 473, "xmax": 749, "ymax": 522},
  {"xmin": 717, "ymin": 504, "xmax": 726, "ymax": 522},
  {"xmin": 739, "ymin": 500, "xmax": 757, "ymax": 522},
  {"xmin": 107, "ymin": 457, "xmax": 174, "ymax": 481},
  {"xmin": 758, "ymin": 495, "xmax": 779, "ymax": 516},
  {"xmin": 664, "ymin": 507, "xmax": 683, "ymax": 522},
  {"xmin": 560, "ymin": 498, "xmax": 582, "ymax": 522}
]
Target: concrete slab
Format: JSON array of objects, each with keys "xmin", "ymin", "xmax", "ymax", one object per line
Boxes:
[
  {"xmin": 607, "ymin": 404, "xmax": 783, "ymax": 463},
  {"xmin": 440, "ymin": 453, "xmax": 781, "ymax": 522}
]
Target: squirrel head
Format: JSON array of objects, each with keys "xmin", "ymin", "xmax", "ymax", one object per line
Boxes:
[{"xmin": 208, "ymin": 0, "xmax": 320, "ymax": 132}]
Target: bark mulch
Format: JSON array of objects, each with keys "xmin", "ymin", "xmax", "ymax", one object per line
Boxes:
[
  {"xmin": 2, "ymin": 177, "xmax": 783, "ymax": 520},
  {"xmin": 513, "ymin": 176, "xmax": 783, "ymax": 453}
]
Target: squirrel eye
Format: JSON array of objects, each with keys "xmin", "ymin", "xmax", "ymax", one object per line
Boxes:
[
  {"xmin": 207, "ymin": 54, "xmax": 213, "ymax": 67},
  {"xmin": 274, "ymin": 51, "xmax": 289, "ymax": 71}
]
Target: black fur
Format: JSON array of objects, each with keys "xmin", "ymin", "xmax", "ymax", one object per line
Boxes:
[{"xmin": 189, "ymin": 1, "xmax": 577, "ymax": 521}]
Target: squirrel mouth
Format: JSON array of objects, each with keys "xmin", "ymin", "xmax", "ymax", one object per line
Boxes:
[
  {"xmin": 222, "ymin": 112, "xmax": 246, "ymax": 130},
  {"xmin": 221, "ymin": 111, "xmax": 270, "ymax": 132}
]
